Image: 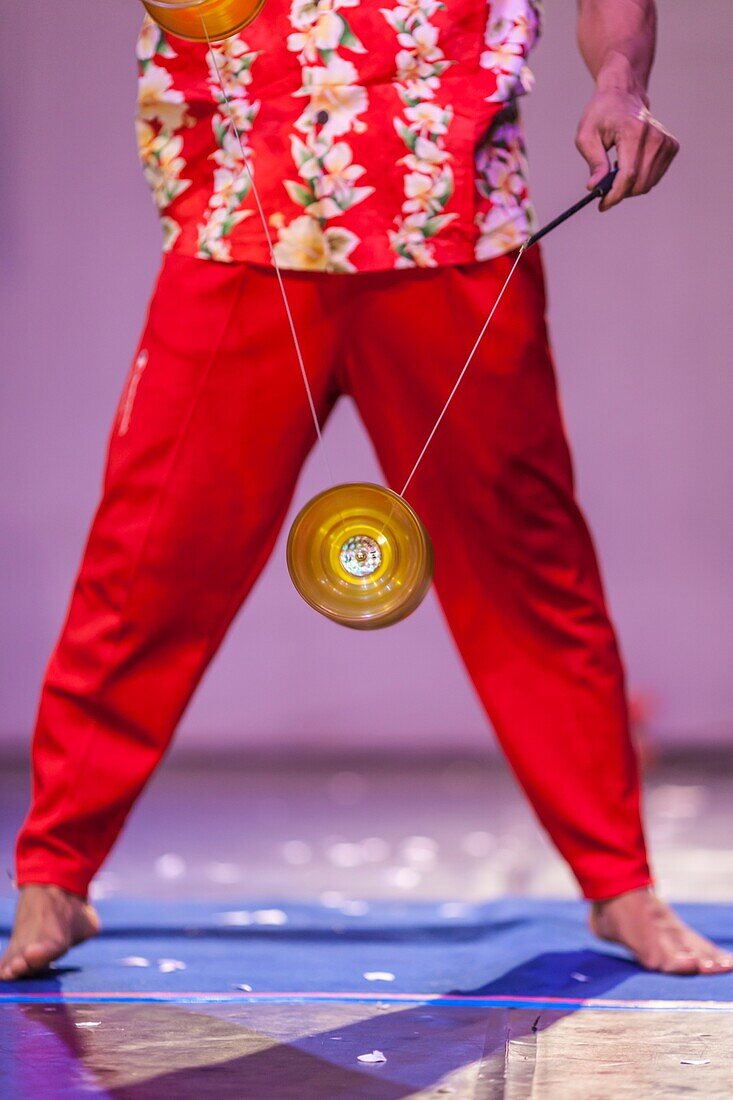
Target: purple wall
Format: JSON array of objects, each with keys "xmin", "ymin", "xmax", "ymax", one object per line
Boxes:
[{"xmin": 1, "ymin": 1, "xmax": 731, "ymax": 752}]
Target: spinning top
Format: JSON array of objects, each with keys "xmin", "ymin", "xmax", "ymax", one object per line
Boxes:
[
  {"xmin": 287, "ymin": 483, "xmax": 434, "ymax": 630},
  {"xmin": 142, "ymin": 0, "xmax": 266, "ymax": 41}
]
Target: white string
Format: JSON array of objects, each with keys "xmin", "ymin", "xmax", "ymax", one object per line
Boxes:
[
  {"xmin": 202, "ymin": 15, "xmax": 526, "ymax": 505},
  {"xmin": 399, "ymin": 244, "xmax": 527, "ymax": 498},
  {"xmin": 201, "ymin": 19, "xmax": 336, "ymax": 483}
]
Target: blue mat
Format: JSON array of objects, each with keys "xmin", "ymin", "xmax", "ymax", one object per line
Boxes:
[{"xmin": 2, "ymin": 898, "xmax": 733, "ymax": 1006}]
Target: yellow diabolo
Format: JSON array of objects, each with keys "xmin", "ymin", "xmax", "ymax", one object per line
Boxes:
[
  {"xmin": 287, "ymin": 484, "xmax": 434, "ymax": 630},
  {"xmin": 142, "ymin": 0, "xmax": 265, "ymax": 41}
]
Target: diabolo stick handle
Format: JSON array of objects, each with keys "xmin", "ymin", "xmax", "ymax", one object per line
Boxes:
[{"xmin": 524, "ymin": 166, "xmax": 619, "ymax": 250}]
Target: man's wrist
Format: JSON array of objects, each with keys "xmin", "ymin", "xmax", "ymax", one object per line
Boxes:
[{"xmin": 594, "ymin": 51, "xmax": 650, "ymax": 105}]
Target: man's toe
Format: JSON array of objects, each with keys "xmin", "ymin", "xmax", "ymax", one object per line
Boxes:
[
  {"xmin": 2, "ymin": 952, "xmax": 32, "ymax": 981},
  {"xmin": 701, "ymin": 954, "xmax": 733, "ymax": 974},
  {"xmin": 23, "ymin": 939, "xmax": 66, "ymax": 974},
  {"xmin": 660, "ymin": 951, "xmax": 698, "ymax": 975}
]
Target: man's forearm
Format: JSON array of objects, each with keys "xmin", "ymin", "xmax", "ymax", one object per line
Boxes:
[
  {"xmin": 574, "ymin": 0, "xmax": 677, "ymax": 209},
  {"xmin": 577, "ymin": 0, "xmax": 656, "ymax": 102}
]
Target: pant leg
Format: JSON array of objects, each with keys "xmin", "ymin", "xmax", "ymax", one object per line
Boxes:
[
  {"xmin": 347, "ymin": 251, "xmax": 652, "ymax": 900},
  {"xmin": 16, "ymin": 253, "xmax": 342, "ymax": 897}
]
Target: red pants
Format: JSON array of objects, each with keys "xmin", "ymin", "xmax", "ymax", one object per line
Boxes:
[{"xmin": 16, "ymin": 250, "xmax": 652, "ymax": 901}]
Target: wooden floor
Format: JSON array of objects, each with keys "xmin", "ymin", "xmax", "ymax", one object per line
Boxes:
[{"xmin": 3, "ymin": 1000, "xmax": 731, "ymax": 1098}]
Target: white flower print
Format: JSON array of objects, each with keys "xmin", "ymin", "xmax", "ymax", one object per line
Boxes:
[
  {"xmin": 403, "ymin": 101, "xmax": 450, "ymax": 134},
  {"xmin": 160, "ymin": 216, "xmax": 182, "ymax": 251},
  {"xmin": 288, "ymin": 0, "xmax": 365, "ymax": 63},
  {"xmin": 382, "ymin": 0, "xmax": 456, "ymax": 266},
  {"xmin": 294, "ymin": 58, "xmax": 368, "ymax": 137},
  {"xmin": 138, "ymin": 63, "xmax": 188, "ymax": 132},
  {"xmin": 388, "ymin": 215, "xmax": 437, "ymax": 267},
  {"xmin": 273, "ymin": 214, "xmax": 359, "ymax": 271},
  {"xmin": 136, "ymin": 122, "xmax": 192, "ymax": 210},
  {"xmin": 208, "ymin": 37, "xmax": 257, "ymax": 99},
  {"xmin": 196, "ymin": 37, "xmax": 262, "ymax": 261},
  {"xmin": 398, "ymin": 22, "xmax": 440, "ymax": 64},
  {"xmin": 401, "ymin": 135, "xmax": 450, "ymax": 171},
  {"xmin": 137, "ymin": 19, "xmax": 162, "ymax": 63},
  {"xmin": 474, "ymin": 115, "xmax": 536, "ymax": 259},
  {"xmin": 475, "ymin": 203, "xmax": 532, "ymax": 260},
  {"xmin": 136, "ymin": 31, "xmax": 191, "ymax": 249},
  {"xmin": 403, "ymin": 172, "xmax": 435, "ymax": 212},
  {"xmin": 277, "ymin": 0, "xmax": 372, "ymax": 267},
  {"xmin": 473, "ymin": 2, "xmax": 541, "ymax": 262},
  {"xmin": 291, "ymin": 0, "xmax": 360, "ymax": 29},
  {"xmin": 480, "ymin": 0, "xmax": 542, "ymax": 103},
  {"xmin": 136, "ymin": 16, "xmax": 176, "ymax": 64},
  {"xmin": 485, "ymin": 155, "xmax": 524, "ymax": 208}
]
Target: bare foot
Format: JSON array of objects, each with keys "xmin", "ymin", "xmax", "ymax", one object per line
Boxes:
[
  {"xmin": 0, "ymin": 885, "xmax": 100, "ymax": 981},
  {"xmin": 591, "ymin": 887, "xmax": 733, "ymax": 974}
]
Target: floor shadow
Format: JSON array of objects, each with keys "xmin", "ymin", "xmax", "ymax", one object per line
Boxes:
[
  {"xmin": 7, "ymin": 946, "xmax": 635, "ymax": 1099},
  {"xmin": 450, "ymin": 947, "xmax": 642, "ymax": 1000}
]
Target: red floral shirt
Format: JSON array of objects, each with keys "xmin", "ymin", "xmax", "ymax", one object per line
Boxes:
[{"xmin": 136, "ymin": 0, "xmax": 542, "ymax": 271}]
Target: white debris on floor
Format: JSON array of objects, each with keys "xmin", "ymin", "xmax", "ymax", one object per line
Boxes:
[
  {"xmin": 217, "ymin": 908, "xmax": 288, "ymax": 926},
  {"xmin": 358, "ymin": 1050, "xmax": 387, "ymax": 1064},
  {"xmin": 158, "ymin": 959, "xmax": 186, "ymax": 973},
  {"xmin": 120, "ymin": 956, "xmax": 150, "ymax": 968},
  {"xmin": 217, "ymin": 910, "xmax": 252, "ymax": 926},
  {"xmin": 363, "ymin": 971, "xmax": 396, "ymax": 982},
  {"xmin": 252, "ymin": 908, "xmax": 288, "ymax": 926},
  {"xmin": 75, "ymin": 1021, "xmax": 101, "ymax": 1029}
]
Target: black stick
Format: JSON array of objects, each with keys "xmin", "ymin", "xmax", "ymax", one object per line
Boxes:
[{"xmin": 523, "ymin": 167, "xmax": 618, "ymax": 250}]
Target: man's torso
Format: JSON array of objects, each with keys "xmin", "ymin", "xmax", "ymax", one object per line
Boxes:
[{"xmin": 137, "ymin": 0, "xmax": 542, "ymax": 270}]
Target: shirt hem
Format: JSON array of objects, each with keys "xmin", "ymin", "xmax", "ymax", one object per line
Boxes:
[{"xmin": 161, "ymin": 233, "xmax": 532, "ymax": 272}]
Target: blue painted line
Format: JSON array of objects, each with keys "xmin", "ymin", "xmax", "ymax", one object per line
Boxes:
[{"xmin": 1, "ymin": 992, "xmax": 732, "ymax": 1011}]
